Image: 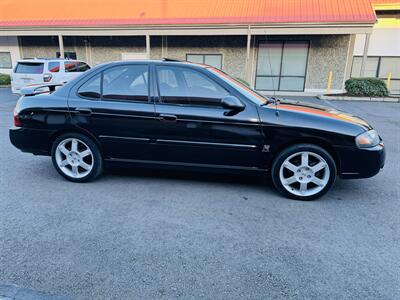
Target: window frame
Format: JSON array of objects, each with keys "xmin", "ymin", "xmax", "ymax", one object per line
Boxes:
[
  {"xmin": 76, "ymin": 63, "xmax": 151, "ymax": 103},
  {"xmin": 255, "ymin": 40, "xmax": 310, "ymax": 92},
  {"xmin": 186, "ymin": 53, "xmax": 223, "ymax": 70},
  {"xmin": 154, "ymin": 64, "xmax": 230, "ymax": 109}
]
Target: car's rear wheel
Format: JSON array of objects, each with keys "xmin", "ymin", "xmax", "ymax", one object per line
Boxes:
[
  {"xmin": 271, "ymin": 144, "xmax": 336, "ymax": 200},
  {"xmin": 51, "ymin": 133, "xmax": 103, "ymax": 182}
]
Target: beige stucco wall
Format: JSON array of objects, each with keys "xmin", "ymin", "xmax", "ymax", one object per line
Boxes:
[
  {"xmin": 19, "ymin": 36, "xmax": 146, "ymax": 67},
  {"xmin": 149, "ymin": 36, "xmax": 248, "ymax": 79},
  {"xmin": 18, "ymin": 34, "xmax": 350, "ymax": 92},
  {"xmin": 305, "ymin": 35, "xmax": 351, "ymax": 91}
]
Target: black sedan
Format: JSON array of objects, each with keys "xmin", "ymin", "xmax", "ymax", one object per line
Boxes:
[{"xmin": 9, "ymin": 60, "xmax": 385, "ymax": 200}]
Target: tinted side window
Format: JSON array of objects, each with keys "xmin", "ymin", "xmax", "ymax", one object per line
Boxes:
[
  {"xmin": 64, "ymin": 61, "xmax": 78, "ymax": 72},
  {"xmin": 156, "ymin": 66, "xmax": 229, "ymax": 107},
  {"xmin": 77, "ymin": 74, "xmax": 101, "ymax": 99},
  {"xmin": 48, "ymin": 62, "xmax": 60, "ymax": 73},
  {"xmin": 77, "ymin": 62, "xmax": 90, "ymax": 72},
  {"xmin": 102, "ymin": 65, "xmax": 149, "ymax": 102},
  {"xmin": 15, "ymin": 62, "xmax": 44, "ymax": 74}
]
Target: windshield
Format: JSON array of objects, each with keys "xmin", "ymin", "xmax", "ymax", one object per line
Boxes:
[{"xmin": 207, "ymin": 67, "xmax": 268, "ymax": 105}]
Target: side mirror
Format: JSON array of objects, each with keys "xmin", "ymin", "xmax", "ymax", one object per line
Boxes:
[{"xmin": 221, "ymin": 96, "xmax": 245, "ymax": 115}]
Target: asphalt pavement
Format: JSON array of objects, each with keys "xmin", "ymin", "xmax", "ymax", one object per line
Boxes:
[{"xmin": 0, "ymin": 88, "xmax": 399, "ymax": 299}]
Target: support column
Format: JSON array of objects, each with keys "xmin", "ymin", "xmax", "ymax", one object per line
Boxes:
[
  {"xmin": 84, "ymin": 37, "xmax": 92, "ymax": 65},
  {"xmin": 360, "ymin": 33, "xmax": 371, "ymax": 77},
  {"xmin": 250, "ymin": 35, "xmax": 256, "ymax": 89},
  {"xmin": 146, "ymin": 34, "xmax": 150, "ymax": 59},
  {"xmin": 245, "ymin": 25, "xmax": 252, "ymax": 83},
  {"xmin": 58, "ymin": 34, "xmax": 64, "ymax": 59}
]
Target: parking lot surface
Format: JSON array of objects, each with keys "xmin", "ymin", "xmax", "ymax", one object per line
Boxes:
[{"xmin": 0, "ymin": 88, "xmax": 399, "ymax": 299}]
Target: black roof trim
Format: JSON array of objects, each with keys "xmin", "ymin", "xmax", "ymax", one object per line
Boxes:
[{"xmin": 162, "ymin": 58, "xmax": 185, "ymax": 62}]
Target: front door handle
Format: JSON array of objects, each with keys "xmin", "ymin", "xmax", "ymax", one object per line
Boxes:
[
  {"xmin": 74, "ymin": 108, "xmax": 92, "ymax": 116},
  {"xmin": 159, "ymin": 114, "xmax": 177, "ymax": 121}
]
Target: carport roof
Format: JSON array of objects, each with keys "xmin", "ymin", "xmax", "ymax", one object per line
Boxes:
[{"xmin": 0, "ymin": 0, "xmax": 377, "ymax": 27}]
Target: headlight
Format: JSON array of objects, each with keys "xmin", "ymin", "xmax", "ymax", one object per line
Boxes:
[{"xmin": 355, "ymin": 130, "xmax": 380, "ymax": 148}]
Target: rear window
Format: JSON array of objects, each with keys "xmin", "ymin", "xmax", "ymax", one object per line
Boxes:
[{"xmin": 15, "ymin": 62, "xmax": 44, "ymax": 74}]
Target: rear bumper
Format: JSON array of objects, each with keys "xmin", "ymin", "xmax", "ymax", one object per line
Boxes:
[
  {"xmin": 336, "ymin": 144, "xmax": 385, "ymax": 179},
  {"xmin": 9, "ymin": 127, "xmax": 53, "ymax": 155},
  {"xmin": 11, "ymin": 83, "xmax": 22, "ymax": 94}
]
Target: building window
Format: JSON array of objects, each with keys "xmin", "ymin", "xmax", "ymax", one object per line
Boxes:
[
  {"xmin": 351, "ymin": 56, "xmax": 400, "ymax": 94},
  {"xmin": 350, "ymin": 57, "xmax": 379, "ymax": 77},
  {"xmin": 186, "ymin": 54, "xmax": 222, "ymax": 69},
  {"xmin": 0, "ymin": 52, "xmax": 12, "ymax": 69},
  {"xmin": 255, "ymin": 41, "xmax": 309, "ymax": 92},
  {"xmin": 56, "ymin": 52, "xmax": 77, "ymax": 59}
]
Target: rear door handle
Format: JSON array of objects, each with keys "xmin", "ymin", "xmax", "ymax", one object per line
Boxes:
[
  {"xmin": 159, "ymin": 114, "xmax": 177, "ymax": 121},
  {"xmin": 75, "ymin": 108, "xmax": 92, "ymax": 115}
]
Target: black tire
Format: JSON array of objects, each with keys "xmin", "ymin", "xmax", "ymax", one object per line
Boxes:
[
  {"xmin": 51, "ymin": 133, "xmax": 103, "ymax": 182},
  {"xmin": 271, "ymin": 144, "xmax": 337, "ymax": 200}
]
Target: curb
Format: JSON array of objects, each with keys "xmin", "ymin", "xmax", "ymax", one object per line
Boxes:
[{"xmin": 317, "ymin": 95, "xmax": 400, "ymax": 102}]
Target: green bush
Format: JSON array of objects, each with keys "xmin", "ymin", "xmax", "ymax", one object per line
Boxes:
[
  {"xmin": 345, "ymin": 78, "xmax": 388, "ymax": 97},
  {"xmin": 0, "ymin": 73, "xmax": 11, "ymax": 85}
]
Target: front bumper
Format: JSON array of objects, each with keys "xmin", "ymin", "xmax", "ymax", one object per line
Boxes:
[
  {"xmin": 9, "ymin": 127, "xmax": 53, "ymax": 156},
  {"xmin": 336, "ymin": 143, "xmax": 385, "ymax": 179}
]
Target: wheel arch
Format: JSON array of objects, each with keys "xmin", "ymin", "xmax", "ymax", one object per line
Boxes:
[
  {"xmin": 48, "ymin": 127, "xmax": 104, "ymax": 156},
  {"xmin": 269, "ymin": 138, "xmax": 341, "ymax": 174}
]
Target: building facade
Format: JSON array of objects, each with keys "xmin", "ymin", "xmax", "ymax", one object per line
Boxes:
[
  {"xmin": 352, "ymin": 0, "xmax": 400, "ymax": 94},
  {"xmin": 1, "ymin": 0, "xmax": 397, "ymax": 95}
]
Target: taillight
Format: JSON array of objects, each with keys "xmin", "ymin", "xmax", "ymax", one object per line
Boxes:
[
  {"xmin": 13, "ymin": 108, "xmax": 22, "ymax": 127},
  {"xmin": 43, "ymin": 73, "xmax": 52, "ymax": 82}
]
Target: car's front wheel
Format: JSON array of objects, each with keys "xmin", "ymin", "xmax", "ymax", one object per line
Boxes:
[
  {"xmin": 271, "ymin": 144, "xmax": 337, "ymax": 200},
  {"xmin": 51, "ymin": 133, "xmax": 103, "ymax": 182}
]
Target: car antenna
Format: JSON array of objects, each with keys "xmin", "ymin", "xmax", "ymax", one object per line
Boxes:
[{"xmin": 263, "ymin": 31, "xmax": 280, "ymax": 115}]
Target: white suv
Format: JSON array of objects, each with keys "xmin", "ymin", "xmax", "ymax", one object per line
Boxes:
[{"xmin": 11, "ymin": 58, "xmax": 91, "ymax": 94}]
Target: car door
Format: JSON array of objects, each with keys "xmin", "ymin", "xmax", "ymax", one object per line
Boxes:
[
  {"xmin": 63, "ymin": 61, "xmax": 78, "ymax": 82},
  {"xmin": 46, "ymin": 61, "xmax": 62, "ymax": 84},
  {"xmin": 153, "ymin": 64, "xmax": 264, "ymax": 168},
  {"xmin": 68, "ymin": 63, "xmax": 158, "ymax": 160}
]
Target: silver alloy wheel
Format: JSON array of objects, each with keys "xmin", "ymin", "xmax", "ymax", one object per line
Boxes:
[
  {"xmin": 55, "ymin": 138, "xmax": 94, "ymax": 179},
  {"xmin": 279, "ymin": 151, "xmax": 330, "ymax": 197}
]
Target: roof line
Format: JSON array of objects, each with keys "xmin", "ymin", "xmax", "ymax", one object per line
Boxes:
[
  {"xmin": 0, "ymin": 17, "xmax": 377, "ymax": 28},
  {"xmin": 0, "ymin": 21, "xmax": 377, "ymax": 30}
]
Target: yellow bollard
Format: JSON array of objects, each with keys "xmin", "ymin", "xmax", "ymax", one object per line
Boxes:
[
  {"xmin": 386, "ymin": 72, "xmax": 392, "ymax": 91},
  {"xmin": 327, "ymin": 71, "xmax": 333, "ymax": 95}
]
